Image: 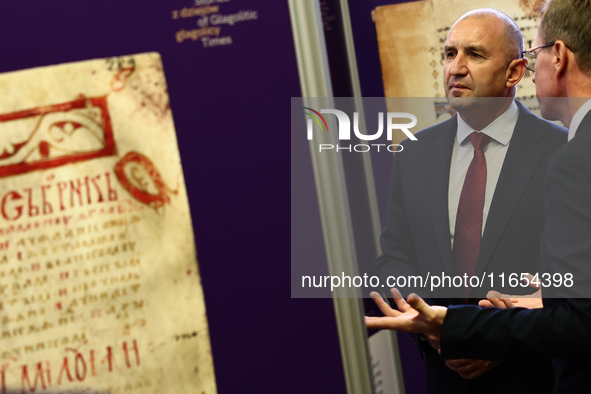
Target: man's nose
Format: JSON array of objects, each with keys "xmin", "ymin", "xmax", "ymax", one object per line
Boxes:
[{"xmin": 450, "ymin": 54, "xmax": 468, "ymax": 75}]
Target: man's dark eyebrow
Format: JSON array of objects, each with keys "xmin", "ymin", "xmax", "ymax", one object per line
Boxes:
[
  {"xmin": 444, "ymin": 44, "xmax": 489, "ymax": 55},
  {"xmin": 464, "ymin": 45, "xmax": 488, "ymax": 54}
]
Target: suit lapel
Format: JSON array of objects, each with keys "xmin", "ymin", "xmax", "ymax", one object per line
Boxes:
[
  {"xmin": 474, "ymin": 103, "xmax": 547, "ymax": 277},
  {"xmin": 426, "ymin": 117, "xmax": 456, "ymax": 275}
]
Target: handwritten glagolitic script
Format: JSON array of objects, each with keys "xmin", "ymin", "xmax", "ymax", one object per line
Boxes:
[
  {"xmin": 374, "ymin": 0, "xmax": 546, "ymax": 143},
  {"xmin": 0, "ymin": 53, "xmax": 217, "ymax": 394}
]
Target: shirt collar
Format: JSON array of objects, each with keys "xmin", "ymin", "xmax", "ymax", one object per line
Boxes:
[
  {"xmin": 568, "ymin": 99, "xmax": 591, "ymax": 141},
  {"xmin": 456, "ymin": 100, "xmax": 518, "ymax": 146}
]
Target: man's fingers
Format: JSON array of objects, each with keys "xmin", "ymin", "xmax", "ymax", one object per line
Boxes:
[
  {"xmin": 369, "ymin": 291, "xmax": 401, "ymax": 317},
  {"xmin": 484, "ymin": 290, "xmax": 513, "ymax": 309},
  {"xmin": 407, "ymin": 293, "xmax": 431, "ymax": 315},
  {"xmin": 523, "ymin": 273, "xmax": 541, "ymax": 289},
  {"xmin": 366, "ymin": 293, "xmax": 446, "ymax": 335},
  {"xmin": 445, "ymin": 359, "xmax": 490, "ymax": 379},
  {"xmin": 489, "ymin": 297, "xmax": 505, "ymax": 308},
  {"xmin": 407, "ymin": 294, "xmax": 448, "ymax": 328},
  {"xmin": 427, "ymin": 334, "xmax": 441, "ymax": 352},
  {"xmin": 445, "ymin": 360, "xmax": 458, "ymax": 372},
  {"xmin": 461, "ymin": 370, "xmax": 485, "ymax": 380},
  {"xmin": 446, "ymin": 359, "xmax": 472, "ymax": 368},
  {"xmin": 365, "ymin": 316, "xmax": 388, "ymax": 330},
  {"xmin": 365, "ymin": 316, "xmax": 409, "ymax": 331},
  {"xmin": 390, "ymin": 288, "xmax": 411, "ymax": 312},
  {"xmin": 510, "ymin": 294, "xmax": 543, "ymax": 309},
  {"xmin": 445, "ymin": 358, "xmax": 500, "ymax": 380},
  {"xmin": 486, "ymin": 296, "xmax": 507, "ymax": 309},
  {"xmin": 478, "ymin": 299, "xmax": 495, "ymax": 308},
  {"xmin": 485, "ymin": 291, "xmax": 507, "ymax": 308}
]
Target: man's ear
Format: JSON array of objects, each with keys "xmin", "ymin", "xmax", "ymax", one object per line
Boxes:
[
  {"xmin": 506, "ymin": 57, "xmax": 526, "ymax": 88},
  {"xmin": 553, "ymin": 40, "xmax": 570, "ymax": 78}
]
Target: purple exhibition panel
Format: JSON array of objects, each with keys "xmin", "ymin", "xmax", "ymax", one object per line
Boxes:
[{"xmin": 0, "ymin": 1, "xmax": 346, "ymax": 393}]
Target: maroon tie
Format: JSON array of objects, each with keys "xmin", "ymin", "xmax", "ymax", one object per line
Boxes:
[{"xmin": 453, "ymin": 132, "xmax": 491, "ymax": 301}]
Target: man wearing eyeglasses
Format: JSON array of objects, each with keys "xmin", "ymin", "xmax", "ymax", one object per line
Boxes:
[
  {"xmin": 369, "ymin": 0, "xmax": 591, "ymax": 392},
  {"xmin": 375, "ymin": 7, "xmax": 566, "ymax": 394}
]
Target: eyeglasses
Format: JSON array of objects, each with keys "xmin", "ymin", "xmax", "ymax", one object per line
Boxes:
[
  {"xmin": 521, "ymin": 42, "xmax": 576, "ymax": 72},
  {"xmin": 521, "ymin": 43, "xmax": 555, "ymax": 72}
]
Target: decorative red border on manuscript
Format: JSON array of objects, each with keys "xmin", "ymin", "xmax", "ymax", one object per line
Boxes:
[{"xmin": 0, "ymin": 96, "xmax": 116, "ymax": 178}]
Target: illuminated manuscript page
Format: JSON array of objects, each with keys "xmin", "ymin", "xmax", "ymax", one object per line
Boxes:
[
  {"xmin": 374, "ymin": 0, "xmax": 545, "ymax": 144},
  {"xmin": 0, "ymin": 53, "xmax": 217, "ymax": 394}
]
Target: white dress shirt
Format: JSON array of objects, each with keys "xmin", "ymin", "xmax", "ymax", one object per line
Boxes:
[
  {"xmin": 448, "ymin": 100, "xmax": 519, "ymax": 247},
  {"xmin": 568, "ymin": 99, "xmax": 591, "ymax": 141}
]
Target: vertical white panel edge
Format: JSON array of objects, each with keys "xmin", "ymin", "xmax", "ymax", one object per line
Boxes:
[
  {"xmin": 338, "ymin": 1, "xmax": 405, "ymax": 392},
  {"xmin": 288, "ymin": 1, "xmax": 374, "ymax": 393}
]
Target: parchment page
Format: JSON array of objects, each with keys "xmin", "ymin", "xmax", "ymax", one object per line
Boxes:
[
  {"xmin": 0, "ymin": 53, "xmax": 216, "ymax": 394},
  {"xmin": 372, "ymin": 1, "xmax": 438, "ymax": 97}
]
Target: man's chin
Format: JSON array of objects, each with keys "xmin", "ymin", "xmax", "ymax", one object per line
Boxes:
[
  {"xmin": 447, "ymin": 95, "xmax": 479, "ymax": 112},
  {"xmin": 447, "ymin": 96, "xmax": 510, "ymax": 115}
]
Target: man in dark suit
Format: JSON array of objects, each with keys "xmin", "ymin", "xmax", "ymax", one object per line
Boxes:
[
  {"xmin": 375, "ymin": 8, "xmax": 566, "ymax": 394},
  {"xmin": 367, "ymin": 1, "xmax": 591, "ymax": 392}
]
